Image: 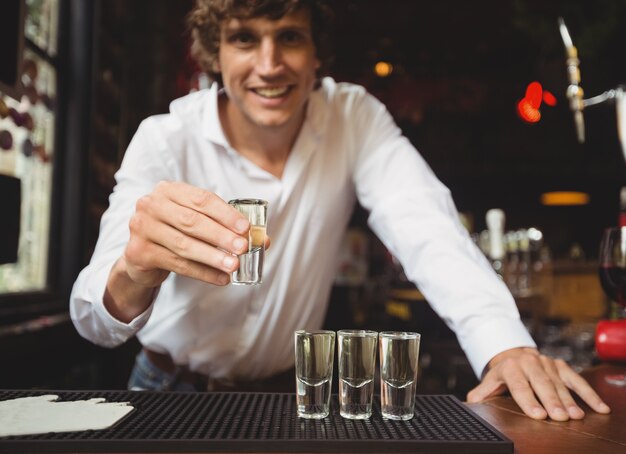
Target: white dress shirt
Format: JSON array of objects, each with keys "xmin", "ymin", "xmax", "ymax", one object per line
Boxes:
[{"xmin": 70, "ymin": 77, "xmax": 535, "ymax": 380}]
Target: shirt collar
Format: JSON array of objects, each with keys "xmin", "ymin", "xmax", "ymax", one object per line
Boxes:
[
  {"xmin": 202, "ymin": 83, "xmax": 231, "ymax": 149},
  {"xmin": 300, "ymin": 82, "xmax": 327, "ymax": 142},
  {"xmin": 201, "ymin": 81, "xmax": 327, "ymax": 146}
]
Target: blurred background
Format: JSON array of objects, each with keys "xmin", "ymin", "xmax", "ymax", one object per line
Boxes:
[{"xmin": 0, "ymin": 0, "xmax": 624, "ymax": 398}]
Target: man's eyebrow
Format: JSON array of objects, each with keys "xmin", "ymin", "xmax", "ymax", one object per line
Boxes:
[
  {"xmin": 277, "ymin": 25, "xmax": 310, "ymax": 33},
  {"xmin": 222, "ymin": 20, "xmax": 311, "ymax": 34},
  {"xmin": 222, "ymin": 23, "xmax": 252, "ymax": 33}
]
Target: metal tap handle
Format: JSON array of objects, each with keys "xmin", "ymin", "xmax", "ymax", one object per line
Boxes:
[{"xmin": 558, "ymin": 18, "xmax": 585, "ymax": 143}]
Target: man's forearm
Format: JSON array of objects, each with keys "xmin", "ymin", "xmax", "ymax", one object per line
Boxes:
[{"xmin": 103, "ymin": 257, "xmax": 158, "ymax": 323}]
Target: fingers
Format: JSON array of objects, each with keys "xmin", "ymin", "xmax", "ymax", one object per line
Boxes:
[
  {"xmin": 139, "ymin": 192, "xmax": 248, "ymax": 256},
  {"xmin": 126, "ymin": 181, "xmax": 259, "ymax": 284},
  {"xmin": 132, "ymin": 213, "xmax": 240, "ymax": 274},
  {"xmin": 466, "ymin": 377, "xmax": 507, "ymax": 403},
  {"xmin": 507, "ymin": 354, "xmax": 582, "ymax": 421},
  {"xmin": 555, "ymin": 360, "xmax": 611, "ymax": 415},
  {"xmin": 466, "ymin": 354, "xmax": 548, "ymax": 419},
  {"xmin": 499, "ymin": 360, "xmax": 549, "ymax": 420},
  {"xmin": 157, "ymin": 181, "xmax": 250, "ymax": 235},
  {"xmin": 160, "ymin": 245, "xmax": 232, "ymax": 286},
  {"xmin": 478, "ymin": 350, "xmax": 611, "ymax": 421},
  {"xmin": 126, "ymin": 231, "xmax": 231, "ymax": 286},
  {"xmin": 537, "ymin": 356, "xmax": 584, "ymax": 420}
]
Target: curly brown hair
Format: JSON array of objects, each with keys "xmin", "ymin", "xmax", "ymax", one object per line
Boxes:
[{"xmin": 187, "ymin": 0, "xmax": 334, "ymax": 86}]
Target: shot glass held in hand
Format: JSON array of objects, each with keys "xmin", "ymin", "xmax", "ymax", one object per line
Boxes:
[
  {"xmin": 228, "ymin": 199, "xmax": 268, "ymax": 285},
  {"xmin": 294, "ymin": 330, "xmax": 335, "ymax": 419},
  {"xmin": 338, "ymin": 330, "xmax": 378, "ymax": 419},
  {"xmin": 379, "ymin": 331, "xmax": 420, "ymax": 420}
]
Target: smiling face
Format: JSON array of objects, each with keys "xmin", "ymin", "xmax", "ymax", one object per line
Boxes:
[{"xmin": 215, "ymin": 8, "xmax": 321, "ymax": 133}]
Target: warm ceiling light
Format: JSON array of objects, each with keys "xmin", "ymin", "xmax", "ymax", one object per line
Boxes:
[
  {"xmin": 374, "ymin": 61, "xmax": 393, "ymax": 77},
  {"xmin": 540, "ymin": 191, "xmax": 590, "ymax": 206}
]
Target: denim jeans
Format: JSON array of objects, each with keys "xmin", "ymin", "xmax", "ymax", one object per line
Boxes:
[{"xmin": 127, "ymin": 349, "xmax": 199, "ymax": 392}]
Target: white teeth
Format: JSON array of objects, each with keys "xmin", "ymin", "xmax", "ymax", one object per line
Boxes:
[{"xmin": 254, "ymin": 87, "xmax": 288, "ymax": 98}]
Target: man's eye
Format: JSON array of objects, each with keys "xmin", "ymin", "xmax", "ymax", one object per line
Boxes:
[
  {"xmin": 281, "ymin": 31, "xmax": 304, "ymax": 44},
  {"xmin": 230, "ymin": 33, "xmax": 255, "ymax": 45}
]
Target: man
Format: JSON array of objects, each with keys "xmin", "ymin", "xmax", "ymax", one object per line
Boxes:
[{"xmin": 70, "ymin": 0, "xmax": 610, "ymax": 421}]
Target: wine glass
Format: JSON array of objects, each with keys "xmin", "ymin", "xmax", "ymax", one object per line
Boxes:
[{"xmin": 598, "ymin": 226, "xmax": 626, "ymax": 386}]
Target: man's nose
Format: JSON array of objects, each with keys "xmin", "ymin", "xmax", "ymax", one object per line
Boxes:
[{"xmin": 256, "ymin": 39, "xmax": 284, "ymax": 76}]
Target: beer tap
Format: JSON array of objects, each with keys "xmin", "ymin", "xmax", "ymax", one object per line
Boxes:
[
  {"xmin": 558, "ymin": 18, "xmax": 625, "ymax": 159},
  {"xmin": 558, "ymin": 18, "xmax": 585, "ymax": 143}
]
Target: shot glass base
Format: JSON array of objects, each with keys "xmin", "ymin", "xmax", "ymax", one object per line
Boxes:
[
  {"xmin": 340, "ymin": 410, "xmax": 372, "ymax": 420},
  {"xmin": 231, "ymin": 280, "xmax": 262, "ymax": 285},
  {"xmin": 382, "ymin": 411, "xmax": 415, "ymax": 421},
  {"xmin": 297, "ymin": 408, "xmax": 329, "ymax": 419}
]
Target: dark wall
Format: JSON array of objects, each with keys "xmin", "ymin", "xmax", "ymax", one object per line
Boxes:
[{"xmin": 331, "ymin": 0, "xmax": 626, "ymax": 258}]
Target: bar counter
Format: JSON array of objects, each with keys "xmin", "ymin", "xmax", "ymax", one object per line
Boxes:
[
  {"xmin": 0, "ymin": 363, "xmax": 624, "ymax": 453},
  {"xmin": 468, "ymin": 363, "xmax": 626, "ymax": 453}
]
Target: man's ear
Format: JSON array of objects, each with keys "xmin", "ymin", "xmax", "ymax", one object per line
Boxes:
[{"xmin": 212, "ymin": 59, "xmax": 221, "ymax": 73}]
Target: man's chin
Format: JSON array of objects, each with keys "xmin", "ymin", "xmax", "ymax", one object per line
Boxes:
[{"xmin": 249, "ymin": 112, "xmax": 296, "ymax": 129}]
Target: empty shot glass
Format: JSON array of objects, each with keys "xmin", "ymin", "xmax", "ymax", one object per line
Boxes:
[
  {"xmin": 379, "ymin": 331, "xmax": 421, "ymax": 420},
  {"xmin": 294, "ymin": 330, "xmax": 335, "ymax": 419},
  {"xmin": 338, "ymin": 329, "xmax": 378, "ymax": 419},
  {"xmin": 228, "ymin": 199, "xmax": 268, "ymax": 285}
]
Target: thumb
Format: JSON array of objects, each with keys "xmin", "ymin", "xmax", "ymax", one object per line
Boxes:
[{"xmin": 466, "ymin": 376, "xmax": 507, "ymax": 403}]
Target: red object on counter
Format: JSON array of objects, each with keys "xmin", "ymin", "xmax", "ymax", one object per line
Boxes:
[{"xmin": 596, "ymin": 319, "xmax": 626, "ymax": 361}]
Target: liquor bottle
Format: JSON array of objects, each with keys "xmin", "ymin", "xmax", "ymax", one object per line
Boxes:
[{"xmin": 486, "ymin": 209, "xmax": 506, "ymax": 279}]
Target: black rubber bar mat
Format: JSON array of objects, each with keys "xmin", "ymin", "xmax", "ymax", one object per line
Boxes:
[{"xmin": 0, "ymin": 390, "xmax": 512, "ymax": 453}]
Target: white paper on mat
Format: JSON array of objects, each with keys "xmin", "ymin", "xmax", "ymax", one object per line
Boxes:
[{"xmin": 0, "ymin": 394, "xmax": 135, "ymax": 437}]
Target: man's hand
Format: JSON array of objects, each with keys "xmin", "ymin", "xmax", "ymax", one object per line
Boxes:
[
  {"xmin": 467, "ymin": 347, "xmax": 611, "ymax": 421},
  {"xmin": 123, "ymin": 181, "xmax": 252, "ymax": 287},
  {"xmin": 104, "ymin": 181, "xmax": 267, "ymax": 322}
]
